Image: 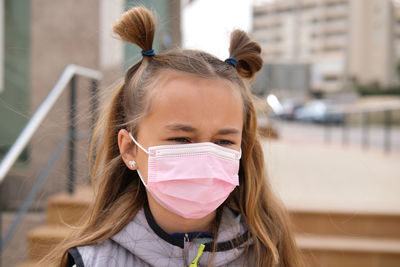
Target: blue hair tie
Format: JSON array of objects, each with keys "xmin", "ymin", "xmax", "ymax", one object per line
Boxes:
[
  {"xmin": 225, "ymin": 57, "xmax": 238, "ymax": 68},
  {"xmin": 141, "ymin": 49, "xmax": 155, "ymax": 57}
]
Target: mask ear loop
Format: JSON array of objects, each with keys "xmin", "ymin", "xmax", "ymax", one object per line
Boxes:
[
  {"xmin": 128, "ymin": 132, "xmax": 149, "ymax": 186},
  {"xmin": 128, "ymin": 132, "xmax": 149, "ymax": 154}
]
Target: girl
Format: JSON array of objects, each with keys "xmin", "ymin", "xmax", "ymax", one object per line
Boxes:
[{"xmin": 43, "ymin": 6, "xmax": 303, "ymax": 267}]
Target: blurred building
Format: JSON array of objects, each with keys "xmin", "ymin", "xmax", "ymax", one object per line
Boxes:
[
  {"xmin": 253, "ymin": 0, "xmax": 397, "ymax": 93},
  {"xmin": 393, "ymin": 2, "xmax": 400, "ymax": 67},
  {"xmin": 254, "ymin": 63, "xmax": 311, "ymax": 99}
]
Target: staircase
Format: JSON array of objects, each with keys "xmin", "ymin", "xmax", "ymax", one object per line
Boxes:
[
  {"xmin": 291, "ymin": 209, "xmax": 400, "ymax": 267},
  {"xmin": 16, "ymin": 186, "xmax": 92, "ymax": 267},
  {"xmin": 15, "ymin": 191, "xmax": 400, "ymax": 266}
]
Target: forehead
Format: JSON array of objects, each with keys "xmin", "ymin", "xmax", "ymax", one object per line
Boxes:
[{"xmin": 143, "ymin": 72, "xmax": 244, "ymax": 131}]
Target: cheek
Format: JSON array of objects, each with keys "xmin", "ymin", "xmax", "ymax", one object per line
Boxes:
[{"xmin": 136, "ymin": 150, "xmax": 149, "ymax": 183}]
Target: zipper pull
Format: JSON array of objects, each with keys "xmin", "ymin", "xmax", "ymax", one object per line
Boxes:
[{"xmin": 189, "ymin": 244, "xmax": 205, "ymax": 267}]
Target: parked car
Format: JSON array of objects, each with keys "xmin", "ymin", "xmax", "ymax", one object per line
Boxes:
[
  {"xmin": 294, "ymin": 100, "xmax": 344, "ymax": 124},
  {"xmin": 266, "ymin": 94, "xmax": 303, "ymax": 121},
  {"xmin": 279, "ymin": 99, "xmax": 304, "ymax": 120}
]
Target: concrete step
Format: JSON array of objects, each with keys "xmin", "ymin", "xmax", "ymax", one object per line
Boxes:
[
  {"xmin": 47, "ymin": 186, "xmax": 92, "ymax": 225},
  {"xmin": 27, "ymin": 224, "xmax": 72, "ymax": 261},
  {"xmin": 290, "ymin": 210, "xmax": 400, "ymax": 239},
  {"xmin": 297, "ymin": 234, "xmax": 400, "ymax": 267},
  {"xmin": 20, "ymin": 184, "xmax": 400, "ymax": 266},
  {"xmin": 2, "ymin": 211, "xmax": 46, "ymax": 267}
]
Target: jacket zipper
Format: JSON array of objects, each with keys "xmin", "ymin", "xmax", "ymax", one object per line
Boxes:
[
  {"xmin": 184, "ymin": 234, "xmax": 205, "ymax": 267},
  {"xmin": 184, "ymin": 234, "xmax": 190, "ymax": 267},
  {"xmin": 184, "ymin": 233, "xmax": 189, "ymax": 242}
]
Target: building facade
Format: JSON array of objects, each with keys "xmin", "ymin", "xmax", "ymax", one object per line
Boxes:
[
  {"xmin": 253, "ymin": 0, "xmax": 397, "ymax": 93},
  {"xmin": 392, "ymin": 1, "xmax": 400, "ymax": 75}
]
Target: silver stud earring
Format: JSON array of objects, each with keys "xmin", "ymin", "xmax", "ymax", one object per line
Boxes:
[{"xmin": 129, "ymin": 160, "xmax": 136, "ymax": 168}]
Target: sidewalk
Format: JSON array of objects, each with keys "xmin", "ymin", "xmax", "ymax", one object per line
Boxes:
[{"xmin": 262, "ymin": 139, "xmax": 400, "ymax": 215}]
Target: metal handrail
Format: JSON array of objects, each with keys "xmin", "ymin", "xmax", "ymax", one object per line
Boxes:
[
  {"xmin": 0, "ymin": 131, "xmax": 89, "ymax": 251},
  {"xmin": 0, "ymin": 64, "xmax": 102, "ymax": 183},
  {"xmin": 329, "ymin": 108, "xmax": 399, "ymax": 153}
]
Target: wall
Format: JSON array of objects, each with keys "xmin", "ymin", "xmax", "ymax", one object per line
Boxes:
[
  {"xmin": 0, "ymin": 0, "xmax": 30, "ymax": 158},
  {"xmin": 0, "ymin": 0, "xmax": 4, "ymax": 93}
]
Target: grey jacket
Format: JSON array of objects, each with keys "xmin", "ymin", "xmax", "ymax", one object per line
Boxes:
[{"xmin": 68, "ymin": 204, "xmax": 253, "ymax": 266}]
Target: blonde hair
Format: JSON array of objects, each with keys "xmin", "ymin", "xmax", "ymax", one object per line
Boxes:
[{"xmin": 41, "ymin": 6, "xmax": 303, "ymax": 267}]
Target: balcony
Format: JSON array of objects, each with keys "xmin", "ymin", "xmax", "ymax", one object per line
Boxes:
[
  {"xmin": 324, "ymin": 20, "xmax": 347, "ymax": 32},
  {"xmin": 254, "ymin": 5, "xmax": 278, "ymax": 16},
  {"xmin": 325, "ymin": 5, "xmax": 348, "ymax": 20},
  {"xmin": 311, "ymin": 22, "xmax": 347, "ymax": 38},
  {"xmin": 253, "ymin": 0, "xmax": 295, "ymax": 15},
  {"xmin": 300, "ymin": 0, "xmax": 318, "ymax": 9},
  {"xmin": 324, "ymin": 36, "xmax": 346, "ymax": 49},
  {"xmin": 253, "ymin": 29, "xmax": 283, "ymax": 44},
  {"xmin": 262, "ymin": 44, "xmax": 284, "ymax": 58},
  {"xmin": 325, "ymin": 0, "xmax": 347, "ymax": 6},
  {"xmin": 253, "ymin": 16, "xmax": 283, "ymax": 29}
]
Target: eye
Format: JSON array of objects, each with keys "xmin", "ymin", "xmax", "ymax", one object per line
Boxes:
[
  {"xmin": 215, "ymin": 139, "xmax": 234, "ymax": 146},
  {"xmin": 168, "ymin": 137, "xmax": 191, "ymax": 143}
]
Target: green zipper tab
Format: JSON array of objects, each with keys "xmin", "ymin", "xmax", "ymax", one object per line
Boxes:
[{"xmin": 189, "ymin": 243, "xmax": 205, "ymax": 267}]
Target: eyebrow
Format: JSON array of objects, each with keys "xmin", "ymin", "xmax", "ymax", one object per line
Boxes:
[
  {"xmin": 166, "ymin": 123, "xmax": 197, "ymax": 132},
  {"xmin": 165, "ymin": 123, "xmax": 240, "ymax": 135},
  {"xmin": 216, "ymin": 128, "xmax": 240, "ymax": 135}
]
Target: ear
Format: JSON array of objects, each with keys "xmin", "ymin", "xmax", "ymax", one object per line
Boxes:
[{"xmin": 118, "ymin": 129, "xmax": 138, "ymax": 170}]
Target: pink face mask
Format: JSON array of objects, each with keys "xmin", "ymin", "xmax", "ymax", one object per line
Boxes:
[{"xmin": 129, "ymin": 133, "xmax": 241, "ymax": 219}]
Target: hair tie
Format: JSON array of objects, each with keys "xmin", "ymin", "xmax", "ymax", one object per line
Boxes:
[
  {"xmin": 225, "ymin": 57, "xmax": 238, "ymax": 68},
  {"xmin": 141, "ymin": 49, "xmax": 155, "ymax": 57}
]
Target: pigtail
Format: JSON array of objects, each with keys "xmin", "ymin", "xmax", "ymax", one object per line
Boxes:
[
  {"xmin": 112, "ymin": 7, "xmax": 156, "ymax": 123},
  {"xmin": 113, "ymin": 6, "xmax": 155, "ymax": 52},
  {"xmin": 228, "ymin": 30, "xmax": 263, "ymax": 79}
]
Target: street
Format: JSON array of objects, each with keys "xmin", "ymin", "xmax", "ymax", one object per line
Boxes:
[
  {"xmin": 271, "ymin": 120, "xmax": 400, "ymax": 154},
  {"xmin": 262, "ymin": 138, "xmax": 400, "ymax": 214}
]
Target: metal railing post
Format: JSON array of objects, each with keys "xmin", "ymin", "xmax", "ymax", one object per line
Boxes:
[
  {"xmin": 324, "ymin": 122, "xmax": 331, "ymax": 144},
  {"xmin": 88, "ymin": 79, "xmax": 99, "ymax": 185},
  {"xmin": 90, "ymin": 79, "xmax": 99, "ymax": 128},
  {"xmin": 68, "ymin": 75, "xmax": 77, "ymax": 194},
  {"xmin": 361, "ymin": 112, "xmax": 369, "ymax": 150},
  {"xmin": 384, "ymin": 110, "xmax": 392, "ymax": 153},
  {"xmin": 342, "ymin": 113, "xmax": 348, "ymax": 146}
]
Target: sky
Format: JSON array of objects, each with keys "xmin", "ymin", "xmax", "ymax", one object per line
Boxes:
[{"xmin": 182, "ymin": 0, "xmax": 254, "ymax": 60}]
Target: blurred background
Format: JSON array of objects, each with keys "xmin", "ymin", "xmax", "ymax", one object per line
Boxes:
[{"xmin": 0, "ymin": 0, "xmax": 399, "ymax": 266}]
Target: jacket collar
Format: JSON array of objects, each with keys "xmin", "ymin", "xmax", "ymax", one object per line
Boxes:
[{"xmin": 111, "ymin": 203, "xmax": 252, "ymax": 266}]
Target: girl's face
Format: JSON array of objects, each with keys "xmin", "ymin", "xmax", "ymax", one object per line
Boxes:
[{"xmin": 118, "ymin": 71, "xmax": 243, "ymax": 225}]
